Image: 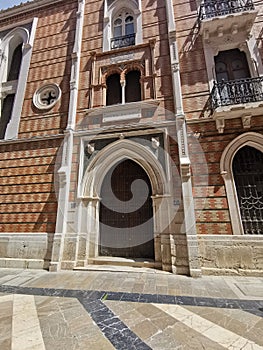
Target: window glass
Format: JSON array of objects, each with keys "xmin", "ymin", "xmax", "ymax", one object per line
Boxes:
[{"xmin": 7, "ymin": 43, "xmax": 23, "ymax": 81}]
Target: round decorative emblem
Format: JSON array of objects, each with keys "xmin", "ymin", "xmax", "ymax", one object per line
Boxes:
[{"xmin": 33, "ymin": 84, "xmax": 61, "ymax": 109}]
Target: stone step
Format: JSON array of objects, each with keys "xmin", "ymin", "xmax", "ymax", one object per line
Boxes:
[{"xmin": 74, "ymin": 257, "xmax": 162, "ymax": 271}]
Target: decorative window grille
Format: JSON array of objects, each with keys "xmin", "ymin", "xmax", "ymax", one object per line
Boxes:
[{"xmin": 233, "ymin": 146, "xmax": 263, "ymax": 234}]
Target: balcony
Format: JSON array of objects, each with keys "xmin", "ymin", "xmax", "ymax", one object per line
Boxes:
[
  {"xmin": 199, "ymin": 0, "xmax": 255, "ymax": 21},
  {"xmin": 211, "ymin": 77, "xmax": 263, "ymax": 110},
  {"xmin": 111, "ymin": 33, "xmax": 136, "ymax": 50},
  {"xmin": 198, "ymin": 0, "xmax": 257, "ymax": 38}
]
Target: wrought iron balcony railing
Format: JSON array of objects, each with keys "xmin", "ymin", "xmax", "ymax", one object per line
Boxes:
[
  {"xmin": 199, "ymin": 0, "xmax": 255, "ymax": 21},
  {"xmin": 211, "ymin": 76, "xmax": 263, "ymax": 110},
  {"xmin": 111, "ymin": 33, "xmax": 136, "ymax": 50}
]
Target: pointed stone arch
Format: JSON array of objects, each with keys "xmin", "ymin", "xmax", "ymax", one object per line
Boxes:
[{"xmin": 82, "ymin": 139, "xmax": 169, "ymax": 198}]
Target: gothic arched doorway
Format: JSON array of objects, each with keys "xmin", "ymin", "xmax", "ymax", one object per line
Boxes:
[{"xmin": 99, "ymin": 159, "xmax": 154, "ymax": 258}]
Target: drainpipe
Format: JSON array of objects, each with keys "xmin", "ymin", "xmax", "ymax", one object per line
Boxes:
[
  {"xmin": 50, "ymin": 0, "xmax": 85, "ymax": 271},
  {"xmin": 165, "ymin": 0, "xmax": 201, "ymax": 277}
]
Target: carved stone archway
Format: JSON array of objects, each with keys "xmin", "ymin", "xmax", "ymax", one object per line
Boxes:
[{"xmin": 80, "ymin": 139, "xmax": 173, "ymax": 271}]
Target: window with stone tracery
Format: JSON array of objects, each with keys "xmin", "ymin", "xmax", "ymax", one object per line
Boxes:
[
  {"xmin": 103, "ymin": 0, "xmax": 142, "ymax": 52},
  {"xmin": 106, "ymin": 70, "xmax": 141, "ymax": 105},
  {"xmin": 111, "ymin": 10, "xmax": 135, "ymax": 49}
]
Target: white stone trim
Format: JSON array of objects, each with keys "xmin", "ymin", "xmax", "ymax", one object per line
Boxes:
[
  {"xmin": 220, "ymin": 132, "xmax": 263, "ymax": 235},
  {"xmin": 165, "ymin": 0, "xmax": 201, "ymax": 277},
  {"xmin": 51, "ymin": 0, "xmax": 86, "ymax": 271},
  {"xmin": 67, "ymin": 0, "xmax": 85, "ymax": 130}
]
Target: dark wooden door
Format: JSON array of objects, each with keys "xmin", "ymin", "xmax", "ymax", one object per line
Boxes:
[{"xmin": 99, "ymin": 159, "xmax": 154, "ymax": 258}]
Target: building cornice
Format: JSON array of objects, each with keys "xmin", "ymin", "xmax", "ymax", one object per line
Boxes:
[{"xmin": 0, "ymin": 0, "xmax": 64, "ymax": 20}]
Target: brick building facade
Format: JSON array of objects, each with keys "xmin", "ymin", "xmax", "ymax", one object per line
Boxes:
[{"xmin": 0, "ymin": 0, "xmax": 262, "ymax": 276}]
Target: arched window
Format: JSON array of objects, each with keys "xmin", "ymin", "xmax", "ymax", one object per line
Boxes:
[
  {"xmin": 233, "ymin": 146, "xmax": 263, "ymax": 234},
  {"xmin": 103, "ymin": 0, "xmax": 142, "ymax": 51},
  {"xmin": 106, "ymin": 73, "xmax": 122, "ymax": 105},
  {"xmin": 125, "ymin": 70, "xmax": 141, "ymax": 103},
  {"xmin": 111, "ymin": 10, "xmax": 135, "ymax": 49},
  {"xmin": 0, "ymin": 22, "xmax": 37, "ymax": 140},
  {"xmin": 7, "ymin": 42, "xmax": 23, "ymax": 81}
]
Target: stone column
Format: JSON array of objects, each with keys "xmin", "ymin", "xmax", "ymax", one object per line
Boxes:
[
  {"xmin": 165, "ymin": 0, "xmax": 201, "ymax": 277},
  {"xmin": 152, "ymin": 195, "xmax": 172, "ymax": 272}
]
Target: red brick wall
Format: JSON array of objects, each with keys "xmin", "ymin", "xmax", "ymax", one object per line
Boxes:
[
  {"xmin": 0, "ymin": 1, "xmax": 77, "ymax": 233},
  {"xmin": 0, "ymin": 138, "xmax": 62, "ymax": 233}
]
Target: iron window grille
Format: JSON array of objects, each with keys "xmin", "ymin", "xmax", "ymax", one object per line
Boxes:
[
  {"xmin": 111, "ymin": 33, "xmax": 136, "ymax": 50},
  {"xmin": 233, "ymin": 146, "xmax": 263, "ymax": 235}
]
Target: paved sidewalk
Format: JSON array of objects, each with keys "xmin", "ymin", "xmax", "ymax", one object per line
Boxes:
[{"xmin": 0, "ymin": 267, "xmax": 263, "ymax": 349}]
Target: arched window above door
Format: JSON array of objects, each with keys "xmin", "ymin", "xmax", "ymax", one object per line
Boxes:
[{"xmin": 106, "ymin": 69, "xmax": 141, "ymax": 105}]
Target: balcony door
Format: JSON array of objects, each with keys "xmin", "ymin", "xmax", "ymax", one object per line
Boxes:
[{"xmin": 215, "ymin": 49, "xmax": 250, "ymax": 82}]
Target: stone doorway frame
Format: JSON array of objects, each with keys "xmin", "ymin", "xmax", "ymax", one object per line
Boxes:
[{"xmin": 80, "ymin": 138, "xmax": 173, "ymax": 271}]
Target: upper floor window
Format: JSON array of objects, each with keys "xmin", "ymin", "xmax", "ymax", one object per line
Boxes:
[
  {"xmin": 103, "ymin": 0, "xmax": 142, "ymax": 51},
  {"xmin": 106, "ymin": 69, "xmax": 141, "ymax": 106},
  {"xmin": 111, "ymin": 10, "xmax": 135, "ymax": 49},
  {"xmin": 0, "ymin": 20, "xmax": 37, "ymax": 140}
]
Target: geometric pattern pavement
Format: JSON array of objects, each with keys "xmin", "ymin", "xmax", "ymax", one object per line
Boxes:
[{"xmin": 0, "ymin": 269, "xmax": 263, "ymax": 349}]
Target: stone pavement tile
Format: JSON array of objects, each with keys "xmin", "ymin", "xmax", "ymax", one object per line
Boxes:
[
  {"xmin": 105, "ymin": 300, "xmax": 224, "ymax": 349},
  {"xmin": 0, "ymin": 296, "xmax": 13, "ymax": 350},
  {"xmin": 131, "ymin": 282, "xmax": 145, "ymax": 293},
  {"xmin": 155, "ymin": 303, "xmax": 263, "ymax": 350},
  {"xmin": 35, "ymin": 296, "xmax": 115, "ymax": 350},
  {"xmin": 149, "ymin": 321, "xmax": 227, "ymax": 350},
  {"xmin": 12, "ymin": 294, "xmax": 45, "ymax": 350},
  {"xmin": 184, "ymin": 306, "xmax": 263, "ymax": 346}
]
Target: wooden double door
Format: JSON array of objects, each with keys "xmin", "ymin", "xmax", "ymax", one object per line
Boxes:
[{"xmin": 99, "ymin": 159, "xmax": 154, "ymax": 259}]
